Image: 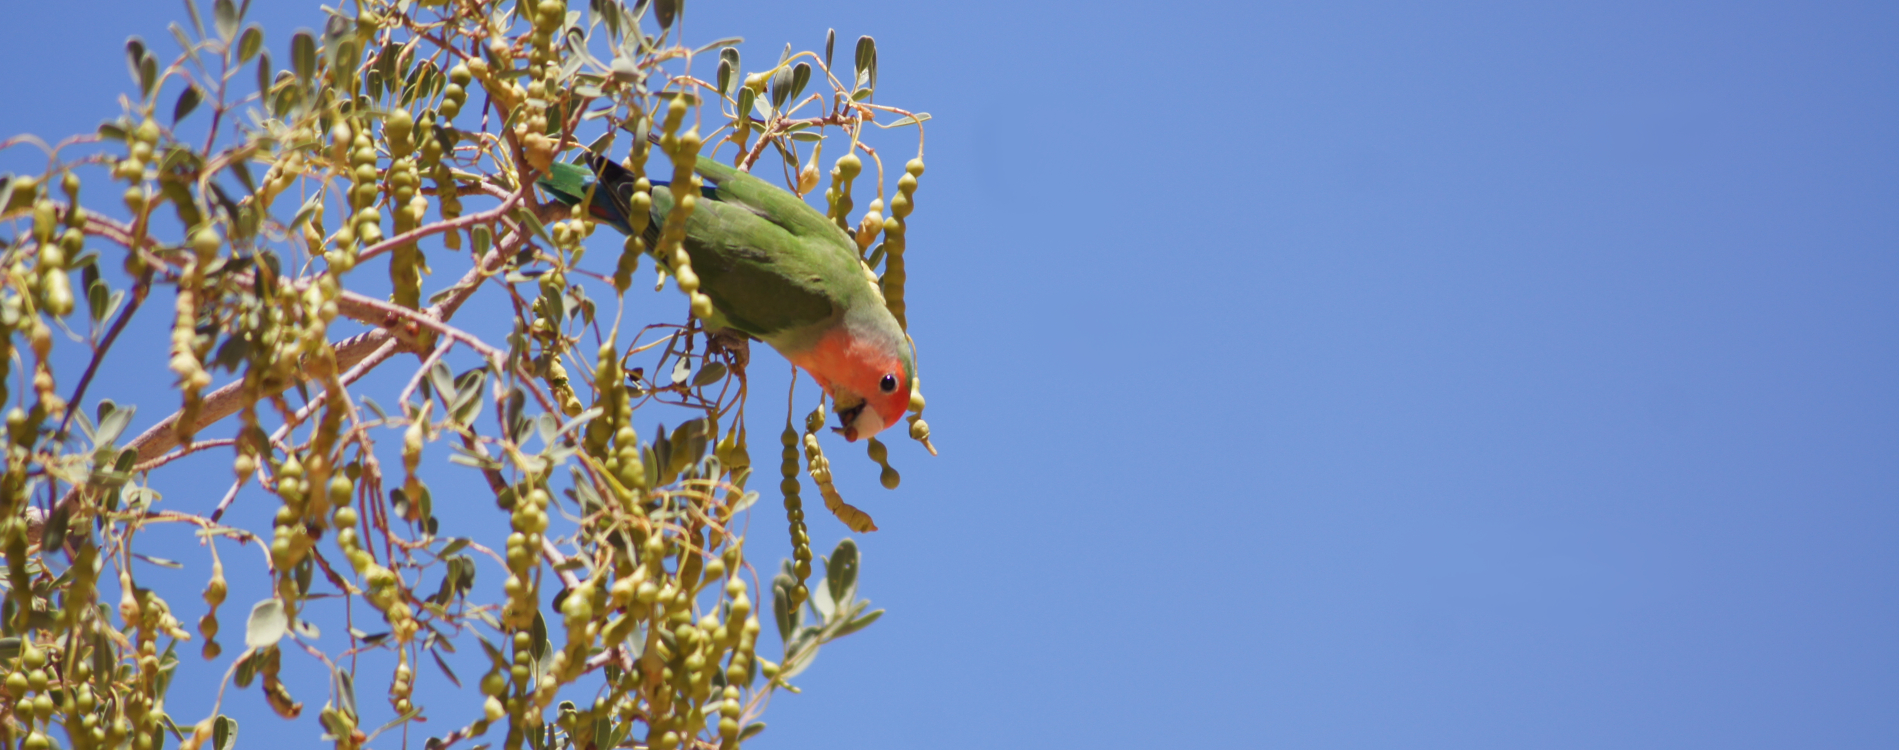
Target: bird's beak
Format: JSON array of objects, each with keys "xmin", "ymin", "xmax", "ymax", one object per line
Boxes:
[{"xmin": 832, "ymin": 401, "xmax": 866, "ymax": 441}]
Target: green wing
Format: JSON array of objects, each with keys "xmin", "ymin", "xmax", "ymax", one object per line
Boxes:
[
  {"xmin": 689, "ymin": 159, "xmax": 847, "ymax": 243},
  {"xmin": 647, "ymin": 162, "xmax": 865, "ymax": 346}
]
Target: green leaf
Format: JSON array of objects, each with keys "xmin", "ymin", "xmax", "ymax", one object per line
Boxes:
[
  {"xmin": 872, "ymin": 112, "xmax": 932, "ymax": 129},
  {"xmin": 86, "ymin": 277, "xmax": 110, "ymax": 325},
  {"xmin": 360, "ymin": 395, "xmax": 388, "ymax": 421},
  {"xmin": 854, "ymin": 35, "xmax": 877, "ymax": 93},
  {"xmin": 737, "ymin": 88, "xmax": 758, "ymax": 122},
  {"xmin": 41, "ymin": 504, "xmax": 68, "ymax": 553},
  {"xmin": 450, "ymin": 367, "xmax": 487, "ymax": 425},
  {"xmin": 237, "ymin": 24, "xmax": 264, "ymax": 63},
  {"xmin": 513, "ymin": 207, "xmax": 553, "ymax": 246},
  {"xmin": 135, "ymin": 553, "xmax": 182, "ymax": 569},
  {"xmin": 768, "ymin": 65, "xmax": 794, "ymax": 111},
  {"xmin": 181, "ymin": 0, "xmax": 206, "ymax": 37},
  {"xmin": 429, "ymin": 647, "xmax": 461, "ymax": 687},
  {"xmin": 288, "ymin": 194, "xmax": 323, "ymax": 232},
  {"xmin": 690, "ymin": 361, "xmax": 727, "ymax": 387},
  {"xmin": 473, "ymin": 224, "xmax": 492, "ymax": 256},
  {"xmin": 255, "ymin": 51, "xmax": 271, "ymax": 98},
  {"xmin": 556, "ymin": 408, "xmax": 603, "ymax": 439},
  {"xmin": 824, "ymin": 28, "xmax": 835, "ymax": 71},
  {"xmin": 789, "ymin": 62, "xmax": 811, "ymax": 105},
  {"xmin": 807, "ymin": 576, "xmax": 834, "ymax": 619},
  {"xmin": 787, "ymin": 131, "xmax": 821, "ymax": 143},
  {"xmin": 173, "ymin": 84, "xmax": 204, "ymax": 124},
  {"xmin": 212, "ymin": 716, "xmax": 237, "ymax": 750},
  {"xmin": 740, "ymin": 722, "xmax": 766, "ymax": 742},
  {"xmin": 771, "ymin": 573, "xmax": 798, "ymax": 643},
  {"xmin": 780, "ymin": 641, "xmax": 818, "ymax": 679},
  {"xmin": 213, "ymin": 0, "xmax": 239, "ymax": 41},
  {"xmin": 832, "ymin": 608, "xmax": 882, "ymax": 638},
  {"xmin": 825, "ymin": 537, "xmax": 858, "ymax": 609},
  {"xmin": 141, "ymin": 55, "xmax": 159, "ymax": 101},
  {"xmin": 337, "ymin": 669, "xmax": 358, "ymax": 720},
  {"xmin": 291, "ymin": 618, "xmax": 319, "ymax": 639},
  {"xmin": 234, "ymin": 652, "xmax": 263, "ymax": 695},
  {"xmin": 290, "ymin": 30, "xmax": 316, "ymax": 85},
  {"xmin": 695, "ymin": 36, "xmax": 744, "ymax": 55},
  {"xmin": 95, "ymin": 402, "xmax": 135, "ymax": 447},
  {"xmin": 653, "ymin": 0, "xmax": 676, "ymax": 29},
  {"xmin": 428, "ymin": 360, "xmax": 456, "ymax": 406},
  {"xmin": 529, "ymin": 611, "xmax": 549, "ymax": 660},
  {"xmin": 125, "ymin": 37, "xmax": 155, "ymax": 97},
  {"xmin": 245, "ymin": 599, "xmax": 287, "ymax": 649}
]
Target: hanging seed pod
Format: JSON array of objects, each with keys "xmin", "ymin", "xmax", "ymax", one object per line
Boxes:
[
  {"xmin": 879, "ymin": 157, "xmax": 924, "ymax": 330},
  {"xmin": 827, "ymin": 152, "xmax": 861, "ymax": 232},
  {"xmin": 442, "ymin": 62, "xmax": 471, "ymax": 119},
  {"xmin": 803, "ymin": 432, "xmax": 876, "ymax": 533},
  {"xmin": 611, "ymin": 110, "xmax": 654, "ymax": 292},
  {"xmin": 780, "ymin": 422, "xmax": 811, "ymax": 597},
  {"xmin": 655, "ymin": 98, "xmax": 715, "ymax": 318},
  {"xmin": 866, "ymin": 437, "xmax": 899, "ymax": 489},
  {"xmin": 384, "ymin": 111, "xmax": 427, "ymax": 309},
  {"xmin": 905, "ymin": 376, "xmax": 936, "ymax": 455}
]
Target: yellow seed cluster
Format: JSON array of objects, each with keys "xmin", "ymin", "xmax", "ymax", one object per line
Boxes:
[
  {"xmin": 255, "ymin": 128, "xmax": 309, "ymax": 213},
  {"xmin": 385, "ymin": 107, "xmax": 429, "ymax": 310},
  {"xmin": 441, "ymin": 62, "xmax": 471, "ymax": 120},
  {"xmin": 613, "ymin": 110, "xmax": 656, "ymax": 292},
  {"xmin": 416, "ymin": 108, "xmax": 463, "ymax": 252},
  {"xmin": 167, "ymin": 225, "xmax": 221, "ymax": 443},
  {"xmin": 654, "ymin": 97, "xmax": 715, "ymax": 319}
]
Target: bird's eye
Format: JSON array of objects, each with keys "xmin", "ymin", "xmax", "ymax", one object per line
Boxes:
[{"xmin": 879, "ymin": 374, "xmax": 899, "ymax": 394}]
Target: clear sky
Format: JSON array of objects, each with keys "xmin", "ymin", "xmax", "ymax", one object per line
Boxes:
[{"xmin": 0, "ymin": 1, "xmax": 1893, "ymax": 748}]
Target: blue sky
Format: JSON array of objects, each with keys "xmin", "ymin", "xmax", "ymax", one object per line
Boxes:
[{"xmin": 0, "ymin": 1, "xmax": 1893, "ymax": 748}]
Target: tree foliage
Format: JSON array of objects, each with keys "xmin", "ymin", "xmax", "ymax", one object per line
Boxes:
[{"xmin": 0, "ymin": 0, "xmax": 934, "ymax": 747}]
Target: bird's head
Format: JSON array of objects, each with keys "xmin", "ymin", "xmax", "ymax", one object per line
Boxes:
[{"xmin": 790, "ymin": 322, "xmax": 914, "ymax": 442}]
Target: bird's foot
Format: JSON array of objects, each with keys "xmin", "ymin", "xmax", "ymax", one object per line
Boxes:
[{"xmin": 706, "ymin": 329, "xmax": 751, "ymax": 370}]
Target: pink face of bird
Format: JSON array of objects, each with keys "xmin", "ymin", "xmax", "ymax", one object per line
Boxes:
[{"xmin": 789, "ymin": 328, "xmax": 912, "ymax": 442}]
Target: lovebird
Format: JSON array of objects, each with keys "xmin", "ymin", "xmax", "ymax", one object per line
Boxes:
[{"xmin": 538, "ymin": 153, "xmax": 915, "ymax": 441}]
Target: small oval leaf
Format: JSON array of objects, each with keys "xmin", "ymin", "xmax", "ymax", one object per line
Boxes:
[
  {"xmin": 124, "ymin": 37, "xmax": 151, "ymax": 95},
  {"xmin": 213, "ymin": 0, "xmax": 240, "ymax": 41},
  {"xmin": 245, "ymin": 599, "xmax": 287, "ymax": 649},
  {"xmin": 173, "ymin": 85, "xmax": 204, "ymax": 124},
  {"xmin": 691, "ymin": 361, "xmax": 727, "ymax": 387},
  {"xmin": 290, "ymin": 30, "xmax": 316, "ymax": 85},
  {"xmin": 854, "ymin": 35, "xmax": 877, "ymax": 92},
  {"xmin": 237, "ymin": 24, "xmax": 264, "ymax": 64},
  {"xmin": 789, "ymin": 62, "xmax": 811, "ymax": 105},
  {"xmin": 212, "ymin": 716, "xmax": 237, "ymax": 750}
]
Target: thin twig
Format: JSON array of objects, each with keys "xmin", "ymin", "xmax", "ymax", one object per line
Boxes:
[{"xmin": 55, "ymin": 271, "xmax": 152, "ymax": 439}]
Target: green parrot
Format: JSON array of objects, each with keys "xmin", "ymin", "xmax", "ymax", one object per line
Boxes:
[{"xmin": 538, "ymin": 153, "xmax": 915, "ymax": 441}]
